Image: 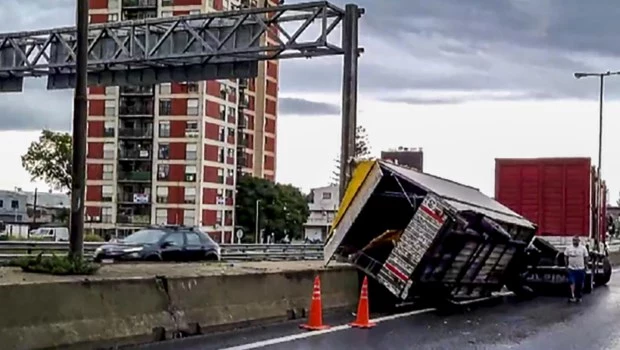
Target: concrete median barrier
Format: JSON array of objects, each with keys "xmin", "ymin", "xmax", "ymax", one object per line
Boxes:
[{"xmin": 0, "ymin": 263, "xmax": 358, "ymax": 350}]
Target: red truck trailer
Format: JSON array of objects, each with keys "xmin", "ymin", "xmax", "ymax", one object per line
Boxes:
[{"xmin": 495, "ymin": 157, "xmax": 608, "ymax": 251}]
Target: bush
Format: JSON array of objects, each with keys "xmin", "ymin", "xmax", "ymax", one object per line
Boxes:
[
  {"xmin": 84, "ymin": 233, "xmax": 104, "ymax": 242},
  {"xmin": 9, "ymin": 253, "xmax": 100, "ymax": 275}
]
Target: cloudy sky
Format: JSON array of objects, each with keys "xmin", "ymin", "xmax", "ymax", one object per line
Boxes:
[{"xmin": 2, "ymin": 0, "xmax": 620, "ymax": 202}]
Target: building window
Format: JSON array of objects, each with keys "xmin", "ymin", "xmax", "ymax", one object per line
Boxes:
[
  {"xmin": 159, "ymin": 99, "xmax": 171, "ymax": 116},
  {"xmin": 186, "ymin": 82, "xmax": 199, "ymax": 93},
  {"xmin": 216, "ymin": 189, "xmax": 224, "ymax": 205},
  {"xmin": 156, "ymin": 186, "xmax": 168, "ymax": 203},
  {"xmin": 183, "ymin": 209, "xmax": 195, "ymax": 226},
  {"xmin": 156, "ymin": 209, "xmax": 167, "ymax": 224},
  {"xmin": 102, "ymin": 185, "xmax": 113, "ymax": 202},
  {"xmin": 0, "ymin": 200, "xmax": 3, "ymax": 207},
  {"xmin": 227, "ymin": 168, "xmax": 234, "ymax": 180},
  {"xmin": 218, "ymin": 147, "xmax": 225, "ymax": 163},
  {"xmin": 217, "ymin": 168, "xmax": 224, "ymax": 183},
  {"xmin": 219, "ymin": 105, "xmax": 226, "ymax": 120},
  {"xmin": 157, "ymin": 164, "xmax": 170, "ymax": 180},
  {"xmin": 185, "ymin": 121, "xmax": 198, "ymax": 137},
  {"xmin": 227, "ymin": 127, "xmax": 235, "ymax": 139},
  {"xmin": 10, "ymin": 200, "xmax": 18, "ymax": 209},
  {"xmin": 228, "ymin": 106, "xmax": 235, "ymax": 118},
  {"xmin": 219, "ymin": 83, "xmax": 227, "ymax": 99},
  {"xmin": 159, "ymin": 121, "xmax": 170, "ymax": 137},
  {"xmin": 104, "ymin": 121, "xmax": 115, "ymax": 137},
  {"xmin": 103, "ymin": 164, "xmax": 114, "ymax": 180},
  {"xmin": 216, "ymin": 209, "xmax": 223, "ymax": 223},
  {"xmin": 186, "ymin": 143, "xmax": 197, "ymax": 160},
  {"xmin": 226, "ymin": 148, "xmax": 235, "ymax": 159},
  {"xmin": 185, "ymin": 165, "xmax": 197, "ymax": 182},
  {"xmin": 159, "ymin": 83, "xmax": 171, "ymax": 95},
  {"xmin": 102, "ymin": 207, "xmax": 113, "ymax": 223},
  {"xmin": 158, "ymin": 143, "xmax": 169, "ymax": 160},
  {"xmin": 187, "ymin": 99, "xmax": 199, "ymax": 116},
  {"xmin": 103, "ymin": 143, "xmax": 115, "ymax": 159},
  {"xmin": 322, "ymin": 192, "xmax": 332, "ymax": 200},
  {"xmin": 104, "ymin": 100, "xmax": 115, "ymax": 116},
  {"xmin": 218, "ymin": 126, "xmax": 225, "ymax": 142},
  {"xmin": 225, "ymin": 189, "xmax": 233, "ymax": 201},
  {"xmin": 184, "ymin": 187, "xmax": 196, "ymax": 204},
  {"xmin": 108, "ymin": 13, "xmax": 119, "ymax": 22}
]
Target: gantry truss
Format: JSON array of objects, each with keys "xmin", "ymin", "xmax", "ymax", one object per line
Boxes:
[{"xmin": 0, "ymin": 1, "xmax": 352, "ymax": 91}]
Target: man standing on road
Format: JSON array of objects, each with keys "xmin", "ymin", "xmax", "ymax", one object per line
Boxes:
[{"xmin": 564, "ymin": 236, "xmax": 589, "ymax": 302}]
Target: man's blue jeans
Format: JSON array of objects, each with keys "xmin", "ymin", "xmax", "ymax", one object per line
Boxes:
[{"xmin": 567, "ymin": 269, "xmax": 586, "ymax": 298}]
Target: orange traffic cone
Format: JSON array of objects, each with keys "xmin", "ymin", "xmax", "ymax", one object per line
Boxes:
[
  {"xmin": 349, "ymin": 276, "xmax": 375, "ymax": 328},
  {"xmin": 300, "ymin": 276, "xmax": 330, "ymax": 330}
]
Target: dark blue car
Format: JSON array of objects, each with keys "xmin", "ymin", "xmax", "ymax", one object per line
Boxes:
[{"xmin": 93, "ymin": 226, "xmax": 221, "ymax": 263}]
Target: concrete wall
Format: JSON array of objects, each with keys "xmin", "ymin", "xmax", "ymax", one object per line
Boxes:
[{"xmin": 0, "ymin": 265, "xmax": 358, "ymax": 350}]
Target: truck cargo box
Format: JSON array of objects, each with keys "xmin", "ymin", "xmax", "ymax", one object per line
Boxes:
[
  {"xmin": 495, "ymin": 157, "xmax": 608, "ymax": 248},
  {"xmin": 325, "ymin": 160, "xmax": 537, "ymax": 302}
]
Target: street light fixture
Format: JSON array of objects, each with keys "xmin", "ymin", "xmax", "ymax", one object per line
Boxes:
[{"xmin": 573, "ymin": 70, "xmax": 620, "ymax": 249}]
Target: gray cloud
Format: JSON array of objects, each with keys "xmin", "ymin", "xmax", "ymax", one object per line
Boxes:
[
  {"xmin": 0, "ymin": 0, "xmax": 619, "ymax": 130},
  {"xmin": 279, "ymin": 97, "xmax": 339, "ymax": 116},
  {"xmin": 280, "ymin": 0, "xmax": 620, "ymax": 102}
]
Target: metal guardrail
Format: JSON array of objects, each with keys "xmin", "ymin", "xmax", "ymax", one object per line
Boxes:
[{"xmin": 0, "ymin": 241, "xmax": 324, "ymax": 262}]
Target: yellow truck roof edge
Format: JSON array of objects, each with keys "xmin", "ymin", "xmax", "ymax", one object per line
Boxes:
[{"xmin": 327, "ymin": 159, "xmax": 378, "ymax": 241}]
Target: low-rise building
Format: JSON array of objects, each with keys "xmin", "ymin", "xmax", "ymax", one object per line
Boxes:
[
  {"xmin": 381, "ymin": 146, "xmax": 424, "ymax": 171},
  {"xmin": 0, "ymin": 190, "xmax": 28, "ymax": 223},
  {"xmin": 304, "ymin": 185, "xmax": 339, "ymax": 242}
]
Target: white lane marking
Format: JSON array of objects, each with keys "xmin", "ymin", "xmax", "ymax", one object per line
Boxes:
[
  {"xmin": 612, "ymin": 267, "xmax": 620, "ymax": 273},
  {"xmin": 218, "ymin": 308, "xmax": 437, "ymax": 350}
]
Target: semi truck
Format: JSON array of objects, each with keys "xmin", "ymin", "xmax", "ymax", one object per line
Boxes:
[
  {"xmin": 325, "ymin": 159, "xmax": 611, "ymax": 306},
  {"xmin": 495, "ymin": 157, "xmax": 611, "ymax": 293}
]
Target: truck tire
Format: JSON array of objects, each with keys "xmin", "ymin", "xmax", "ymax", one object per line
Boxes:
[
  {"xmin": 594, "ymin": 257, "xmax": 612, "ymax": 286},
  {"xmin": 583, "ymin": 273, "xmax": 593, "ymax": 294}
]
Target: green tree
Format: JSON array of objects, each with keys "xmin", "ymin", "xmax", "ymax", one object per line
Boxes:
[
  {"xmin": 331, "ymin": 125, "xmax": 371, "ymax": 185},
  {"xmin": 21, "ymin": 130, "xmax": 72, "ymax": 192},
  {"xmin": 235, "ymin": 175, "xmax": 309, "ymax": 242}
]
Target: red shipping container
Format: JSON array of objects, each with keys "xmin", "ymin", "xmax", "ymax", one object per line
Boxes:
[{"xmin": 495, "ymin": 157, "xmax": 607, "ymax": 241}]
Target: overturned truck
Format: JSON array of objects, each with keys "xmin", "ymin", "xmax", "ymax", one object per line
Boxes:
[{"xmin": 324, "ymin": 160, "xmax": 612, "ymax": 304}]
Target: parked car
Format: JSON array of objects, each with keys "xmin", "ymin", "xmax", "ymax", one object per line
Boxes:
[{"xmin": 93, "ymin": 226, "xmax": 221, "ymax": 263}]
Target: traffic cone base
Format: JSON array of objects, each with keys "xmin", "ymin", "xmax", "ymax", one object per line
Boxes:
[
  {"xmin": 349, "ymin": 276, "xmax": 375, "ymax": 328},
  {"xmin": 299, "ymin": 276, "xmax": 330, "ymax": 331}
]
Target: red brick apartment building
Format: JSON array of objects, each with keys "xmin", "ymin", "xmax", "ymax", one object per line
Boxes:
[{"xmin": 85, "ymin": 0, "xmax": 279, "ymax": 242}]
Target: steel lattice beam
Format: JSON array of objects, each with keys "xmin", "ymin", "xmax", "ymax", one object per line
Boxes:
[{"xmin": 0, "ymin": 1, "xmax": 349, "ymax": 91}]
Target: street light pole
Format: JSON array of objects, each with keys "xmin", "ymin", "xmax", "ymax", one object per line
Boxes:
[
  {"xmin": 574, "ymin": 70, "xmax": 620, "ymax": 249},
  {"xmin": 69, "ymin": 0, "xmax": 89, "ymax": 260},
  {"xmin": 254, "ymin": 199, "xmax": 261, "ymax": 243}
]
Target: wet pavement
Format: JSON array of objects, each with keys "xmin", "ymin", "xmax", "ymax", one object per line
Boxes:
[{"xmin": 132, "ymin": 271, "xmax": 620, "ymax": 350}]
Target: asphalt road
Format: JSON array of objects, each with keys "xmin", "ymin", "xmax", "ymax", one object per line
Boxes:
[{"xmin": 132, "ymin": 271, "xmax": 620, "ymax": 350}]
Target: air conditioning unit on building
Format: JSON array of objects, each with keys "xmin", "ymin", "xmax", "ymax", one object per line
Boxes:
[{"xmin": 185, "ymin": 130, "xmax": 199, "ymax": 138}]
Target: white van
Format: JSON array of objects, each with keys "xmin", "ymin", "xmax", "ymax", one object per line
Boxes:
[{"xmin": 30, "ymin": 227, "xmax": 69, "ymax": 242}]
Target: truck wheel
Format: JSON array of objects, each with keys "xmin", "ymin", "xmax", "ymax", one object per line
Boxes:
[
  {"xmin": 583, "ymin": 273, "xmax": 593, "ymax": 294},
  {"xmin": 594, "ymin": 257, "xmax": 612, "ymax": 286}
]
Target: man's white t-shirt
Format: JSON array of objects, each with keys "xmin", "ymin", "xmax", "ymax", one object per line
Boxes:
[{"xmin": 564, "ymin": 244, "xmax": 589, "ymax": 270}]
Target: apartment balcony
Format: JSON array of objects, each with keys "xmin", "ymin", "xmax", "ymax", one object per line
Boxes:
[
  {"xmin": 118, "ymin": 127, "xmax": 153, "ymax": 139},
  {"xmin": 119, "ymin": 105, "xmax": 154, "ymax": 117},
  {"xmin": 118, "ymin": 149, "xmax": 152, "ymax": 161},
  {"xmin": 118, "ymin": 170, "xmax": 151, "ymax": 182},
  {"xmin": 120, "ymin": 85, "xmax": 154, "ymax": 96},
  {"xmin": 117, "ymin": 214, "xmax": 151, "ymax": 226},
  {"xmin": 117, "ymin": 193, "xmax": 151, "ymax": 204},
  {"xmin": 122, "ymin": 0, "xmax": 157, "ymax": 8}
]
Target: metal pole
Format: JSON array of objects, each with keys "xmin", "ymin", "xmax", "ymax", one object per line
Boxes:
[
  {"xmin": 69, "ymin": 0, "xmax": 89, "ymax": 260},
  {"xmin": 254, "ymin": 199, "xmax": 261, "ymax": 243},
  {"xmin": 595, "ymin": 75, "xmax": 604, "ymax": 248},
  {"xmin": 339, "ymin": 4, "xmax": 360, "ymax": 201}
]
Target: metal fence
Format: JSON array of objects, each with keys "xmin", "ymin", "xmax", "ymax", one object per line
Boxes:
[{"xmin": 0, "ymin": 241, "xmax": 324, "ymax": 262}]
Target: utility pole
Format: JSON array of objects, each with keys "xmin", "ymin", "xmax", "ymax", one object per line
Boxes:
[
  {"xmin": 574, "ymin": 71, "xmax": 620, "ymax": 250},
  {"xmin": 69, "ymin": 0, "xmax": 89, "ymax": 260},
  {"xmin": 255, "ymin": 199, "xmax": 261, "ymax": 243},
  {"xmin": 32, "ymin": 188, "xmax": 38, "ymax": 225}
]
